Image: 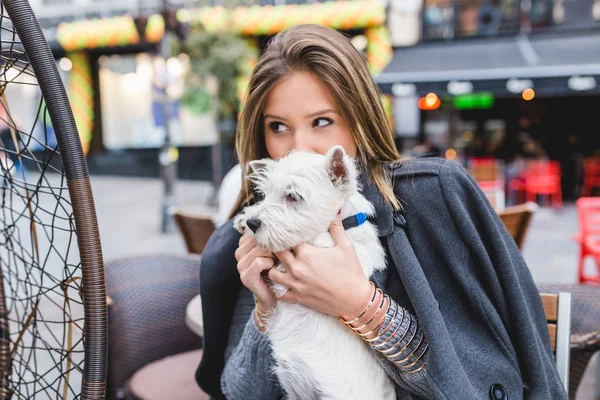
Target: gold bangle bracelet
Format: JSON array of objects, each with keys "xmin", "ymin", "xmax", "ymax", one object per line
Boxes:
[
  {"xmin": 254, "ymin": 298, "xmax": 272, "ymax": 320},
  {"xmin": 364, "ymin": 297, "xmax": 398, "ymax": 343},
  {"xmin": 255, "ymin": 305, "xmax": 269, "ymax": 316},
  {"xmin": 360, "ymin": 317, "xmax": 386, "ymax": 339},
  {"xmin": 358, "ymin": 295, "xmax": 390, "ymax": 338},
  {"xmin": 371, "ymin": 306, "xmax": 405, "ymax": 349},
  {"xmin": 393, "ymin": 331, "xmax": 426, "ymax": 364},
  {"xmin": 349, "ymin": 289, "xmax": 384, "ymax": 331},
  {"xmin": 378, "ymin": 313, "xmax": 412, "ymax": 354},
  {"xmin": 339, "ymin": 281, "xmax": 376, "ymax": 325},
  {"xmin": 384, "ymin": 323, "xmax": 419, "ymax": 358},
  {"xmin": 397, "ymin": 342, "xmax": 429, "ymax": 370},
  {"xmin": 403, "ymin": 361, "xmax": 427, "ymax": 374},
  {"xmin": 253, "ymin": 309, "xmax": 267, "ymax": 329},
  {"xmin": 255, "ymin": 308, "xmax": 269, "ymax": 320}
]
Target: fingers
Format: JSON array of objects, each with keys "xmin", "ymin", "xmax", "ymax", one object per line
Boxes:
[
  {"xmin": 235, "ymin": 235, "xmax": 278, "ymax": 309},
  {"xmin": 239, "ymin": 256, "xmax": 274, "ymax": 285},
  {"xmin": 329, "ymin": 216, "xmax": 349, "ymax": 247},
  {"xmin": 237, "ymin": 245, "xmax": 273, "ymax": 273},
  {"xmin": 238, "ymin": 232, "xmax": 255, "ymax": 250},
  {"xmin": 248, "ymin": 256, "xmax": 275, "ymax": 275},
  {"xmin": 292, "ymin": 242, "xmax": 311, "ymax": 257},
  {"xmin": 275, "ymin": 250, "xmax": 296, "ymax": 269},
  {"xmin": 240, "ymin": 256, "xmax": 276, "ymax": 308},
  {"xmin": 268, "ymin": 266, "xmax": 295, "ymax": 290},
  {"xmin": 235, "ymin": 235, "xmax": 255, "ymax": 262}
]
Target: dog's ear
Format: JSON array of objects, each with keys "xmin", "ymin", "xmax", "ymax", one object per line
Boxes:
[
  {"xmin": 325, "ymin": 145, "xmax": 349, "ymax": 187},
  {"xmin": 249, "ymin": 158, "xmax": 274, "ymax": 173}
]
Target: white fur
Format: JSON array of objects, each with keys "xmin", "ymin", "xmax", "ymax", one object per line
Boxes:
[{"xmin": 234, "ymin": 146, "xmax": 395, "ymax": 400}]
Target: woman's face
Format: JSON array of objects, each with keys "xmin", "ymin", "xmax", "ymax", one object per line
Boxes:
[{"xmin": 263, "ymin": 72, "xmax": 357, "ymax": 160}]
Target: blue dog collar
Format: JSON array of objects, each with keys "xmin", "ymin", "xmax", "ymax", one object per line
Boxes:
[{"xmin": 342, "ymin": 212, "xmax": 370, "ymax": 230}]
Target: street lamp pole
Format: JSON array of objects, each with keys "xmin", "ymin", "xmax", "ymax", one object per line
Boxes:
[{"xmin": 158, "ymin": 0, "xmax": 177, "ymax": 233}]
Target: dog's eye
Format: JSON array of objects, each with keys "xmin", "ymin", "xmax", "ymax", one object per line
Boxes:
[
  {"xmin": 285, "ymin": 192, "xmax": 303, "ymax": 204},
  {"xmin": 252, "ymin": 189, "xmax": 265, "ymax": 203}
]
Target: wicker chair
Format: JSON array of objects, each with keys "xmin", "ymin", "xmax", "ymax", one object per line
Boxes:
[
  {"xmin": 538, "ymin": 284, "xmax": 600, "ymax": 399},
  {"xmin": 540, "ymin": 292, "xmax": 572, "ymax": 393},
  {"xmin": 105, "ymin": 254, "xmax": 206, "ymax": 400},
  {"xmin": 498, "ymin": 202, "xmax": 539, "ymax": 250},
  {"xmin": 173, "ymin": 210, "xmax": 216, "ymax": 255},
  {"xmin": 0, "ymin": 3, "xmax": 107, "ymax": 398}
]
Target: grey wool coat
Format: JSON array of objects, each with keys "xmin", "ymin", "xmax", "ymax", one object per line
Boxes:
[{"xmin": 195, "ymin": 158, "xmax": 567, "ymax": 400}]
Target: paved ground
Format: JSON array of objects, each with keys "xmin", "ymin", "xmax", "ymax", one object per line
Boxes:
[
  {"xmin": 90, "ymin": 175, "xmax": 599, "ymax": 399},
  {"xmin": 91, "ymin": 175, "xmax": 217, "ymax": 260},
  {"xmin": 522, "ymin": 205, "xmax": 582, "ymax": 285}
]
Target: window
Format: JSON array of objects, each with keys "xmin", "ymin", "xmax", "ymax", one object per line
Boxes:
[
  {"xmin": 456, "ymin": 0, "xmax": 520, "ymax": 37},
  {"xmin": 552, "ymin": 0, "xmax": 599, "ymax": 29},
  {"xmin": 528, "ymin": 0, "xmax": 553, "ymax": 29},
  {"xmin": 422, "ymin": 0, "xmax": 455, "ymax": 39},
  {"xmin": 422, "ymin": 0, "xmax": 520, "ymax": 40},
  {"xmin": 99, "ymin": 53, "xmax": 219, "ymax": 150}
]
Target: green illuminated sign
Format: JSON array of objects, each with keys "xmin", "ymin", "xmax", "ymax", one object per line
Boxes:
[{"xmin": 453, "ymin": 92, "xmax": 495, "ymax": 110}]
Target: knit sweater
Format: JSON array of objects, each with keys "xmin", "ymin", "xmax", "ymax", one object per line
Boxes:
[{"xmin": 220, "ymin": 276, "xmax": 434, "ymax": 399}]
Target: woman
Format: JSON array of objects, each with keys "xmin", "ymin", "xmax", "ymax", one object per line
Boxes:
[{"xmin": 195, "ymin": 24, "xmax": 566, "ymax": 400}]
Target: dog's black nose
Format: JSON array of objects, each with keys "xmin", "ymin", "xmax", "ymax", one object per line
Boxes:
[{"xmin": 246, "ymin": 218, "xmax": 261, "ymax": 233}]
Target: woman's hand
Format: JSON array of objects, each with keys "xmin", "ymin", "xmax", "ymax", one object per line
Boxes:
[
  {"xmin": 268, "ymin": 217, "xmax": 373, "ymax": 319},
  {"xmin": 235, "ymin": 233, "xmax": 277, "ymax": 313}
]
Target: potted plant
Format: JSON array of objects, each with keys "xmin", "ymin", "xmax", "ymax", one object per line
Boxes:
[{"xmin": 173, "ymin": 23, "xmax": 255, "ymax": 198}]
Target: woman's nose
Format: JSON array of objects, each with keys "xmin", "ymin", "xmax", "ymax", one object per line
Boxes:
[{"xmin": 293, "ymin": 131, "xmax": 315, "ymax": 153}]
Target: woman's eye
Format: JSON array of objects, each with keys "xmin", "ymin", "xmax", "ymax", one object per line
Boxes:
[
  {"xmin": 313, "ymin": 117, "xmax": 333, "ymax": 128},
  {"xmin": 268, "ymin": 122, "xmax": 288, "ymax": 133}
]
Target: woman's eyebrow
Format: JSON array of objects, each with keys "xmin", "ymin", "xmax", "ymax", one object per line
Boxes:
[
  {"xmin": 304, "ymin": 109, "xmax": 339, "ymax": 118},
  {"xmin": 264, "ymin": 109, "xmax": 339, "ymax": 120},
  {"xmin": 264, "ymin": 114, "xmax": 287, "ymax": 120}
]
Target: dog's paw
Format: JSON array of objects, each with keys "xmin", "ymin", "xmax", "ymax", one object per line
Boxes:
[
  {"xmin": 233, "ymin": 212, "xmax": 247, "ymax": 234},
  {"xmin": 275, "ymin": 262, "xmax": 287, "ymax": 273},
  {"xmin": 271, "ymin": 262, "xmax": 289, "ymax": 297},
  {"xmin": 272, "ymin": 283, "xmax": 289, "ymax": 297}
]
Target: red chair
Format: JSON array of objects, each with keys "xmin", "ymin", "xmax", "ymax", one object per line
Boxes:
[
  {"xmin": 509, "ymin": 174, "xmax": 527, "ymax": 204},
  {"xmin": 581, "ymin": 157, "xmax": 600, "ymax": 197},
  {"xmin": 572, "ymin": 197, "xmax": 600, "ymax": 284},
  {"xmin": 519, "ymin": 160, "xmax": 563, "ymax": 208}
]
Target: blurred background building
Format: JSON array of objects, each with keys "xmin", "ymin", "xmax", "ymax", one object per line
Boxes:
[
  {"xmin": 27, "ymin": 0, "xmax": 389, "ymax": 183},
  {"xmin": 16, "ymin": 5, "xmax": 600, "ymax": 397},
  {"xmin": 24, "ymin": 0, "xmax": 600, "ymax": 201},
  {"xmin": 381, "ymin": 0, "xmax": 600, "ymax": 201}
]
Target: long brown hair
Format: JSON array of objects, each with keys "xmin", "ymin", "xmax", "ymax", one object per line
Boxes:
[{"xmin": 231, "ymin": 24, "xmax": 400, "ymax": 216}]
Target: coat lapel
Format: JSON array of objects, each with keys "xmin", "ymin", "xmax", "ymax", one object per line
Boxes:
[
  {"xmin": 359, "ymin": 171, "xmax": 395, "ymax": 237},
  {"xmin": 361, "ymin": 163, "xmax": 476, "ymax": 397}
]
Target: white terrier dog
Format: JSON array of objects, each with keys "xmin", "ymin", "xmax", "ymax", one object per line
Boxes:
[{"xmin": 234, "ymin": 146, "xmax": 395, "ymax": 400}]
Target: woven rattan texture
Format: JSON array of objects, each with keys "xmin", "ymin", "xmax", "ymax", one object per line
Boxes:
[
  {"xmin": 537, "ymin": 284, "xmax": 600, "ymax": 346},
  {"xmin": 105, "ymin": 254, "xmax": 202, "ymax": 399},
  {"xmin": 537, "ymin": 284, "xmax": 600, "ymax": 399},
  {"xmin": 0, "ymin": 2, "xmax": 108, "ymax": 397}
]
